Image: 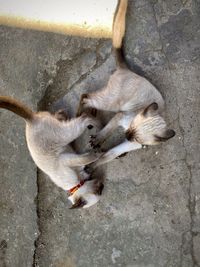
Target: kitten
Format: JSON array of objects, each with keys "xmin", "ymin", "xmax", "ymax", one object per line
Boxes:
[
  {"xmin": 0, "ymin": 96, "xmax": 103, "ymax": 208},
  {"xmin": 77, "ymin": 0, "xmax": 175, "ymax": 168}
]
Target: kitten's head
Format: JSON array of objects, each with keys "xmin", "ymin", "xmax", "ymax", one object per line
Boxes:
[
  {"xmin": 126, "ymin": 103, "xmax": 175, "ymax": 145},
  {"xmin": 68, "ymin": 179, "xmax": 104, "ymax": 209}
]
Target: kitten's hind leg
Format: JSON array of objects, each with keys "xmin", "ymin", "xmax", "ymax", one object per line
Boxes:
[
  {"xmin": 89, "ymin": 140, "xmax": 142, "ymax": 169},
  {"xmin": 76, "ymin": 94, "xmax": 97, "ymax": 120},
  {"xmin": 77, "ymin": 87, "xmax": 113, "ymax": 115},
  {"xmin": 60, "ymin": 152, "xmax": 102, "ymax": 168}
]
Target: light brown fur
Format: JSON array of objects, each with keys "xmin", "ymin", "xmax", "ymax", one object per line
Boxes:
[
  {"xmin": 77, "ymin": 0, "xmax": 175, "ymax": 168},
  {"xmin": 0, "ymin": 96, "xmax": 103, "ymax": 208},
  {"xmin": 112, "ymin": 0, "xmax": 128, "ymax": 49}
]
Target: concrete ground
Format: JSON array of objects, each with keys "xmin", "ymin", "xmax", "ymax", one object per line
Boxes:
[{"xmin": 0, "ymin": 0, "xmax": 200, "ymax": 266}]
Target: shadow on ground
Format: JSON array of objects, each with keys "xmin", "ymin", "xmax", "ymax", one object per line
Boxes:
[{"xmin": 0, "ymin": 0, "xmax": 200, "ymax": 266}]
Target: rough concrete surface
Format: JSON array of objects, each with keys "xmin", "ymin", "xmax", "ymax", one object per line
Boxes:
[{"xmin": 0, "ymin": 0, "xmax": 199, "ymax": 266}]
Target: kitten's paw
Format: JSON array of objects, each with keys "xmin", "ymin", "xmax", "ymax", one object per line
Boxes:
[
  {"xmin": 81, "ymin": 94, "xmax": 91, "ymax": 108},
  {"xmin": 89, "ymin": 135, "xmax": 102, "ymax": 150},
  {"xmin": 76, "ymin": 94, "xmax": 90, "ymax": 117}
]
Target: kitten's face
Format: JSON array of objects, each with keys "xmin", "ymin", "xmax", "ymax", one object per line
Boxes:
[
  {"xmin": 68, "ymin": 180, "xmax": 104, "ymax": 209},
  {"xmin": 126, "ymin": 103, "xmax": 175, "ymax": 145}
]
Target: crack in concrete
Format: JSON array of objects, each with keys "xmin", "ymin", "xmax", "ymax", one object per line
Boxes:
[
  {"xmin": 67, "ymin": 40, "xmax": 112, "ymax": 96},
  {"xmin": 130, "ymin": 177, "xmax": 151, "ymax": 188},
  {"xmin": 176, "ymin": 99, "xmax": 199, "ymax": 266},
  {"xmin": 148, "ymin": 14, "xmax": 198, "ymax": 264},
  {"xmin": 38, "ymin": 48, "xmax": 92, "ymax": 111},
  {"xmin": 117, "ymin": 157, "xmax": 187, "ymax": 190},
  {"xmin": 151, "ymin": 6, "xmax": 200, "ymax": 261},
  {"xmin": 179, "ymin": 230, "xmax": 190, "ymax": 267},
  {"xmin": 166, "ymin": 66, "xmax": 197, "ymax": 266},
  {"xmin": 32, "ymin": 39, "xmax": 112, "ymax": 266},
  {"xmin": 153, "ymin": 6, "xmax": 200, "ymax": 261},
  {"xmin": 159, "ymin": 158, "xmax": 186, "ymax": 168},
  {"xmin": 182, "ymin": 139, "xmax": 198, "ymax": 267},
  {"xmin": 32, "ymin": 169, "xmax": 41, "ymax": 267},
  {"xmin": 38, "ymin": 39, "xmax": 112, "ymax": 112},
  {"xmin": 179, "ymin": 231, "xmax": 185, "ymax": 267},
  {"xmin": 151, "ymin": 3, "xmax": 173, "ymax": 70}
]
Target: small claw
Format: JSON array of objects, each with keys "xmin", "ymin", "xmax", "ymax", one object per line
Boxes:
[
  {"xmin": 90, "ymin": 143, "xmax": 95, "ymax": 149},
  {"xmin": 96, "ymin": 144, "xmax": 101, "ymax": 148},
  {"xmin": 93, "ymin": 144, "xmax": 101, "ymax": 149},
  {"xmin": 89, "ymin": 134, "xmax": 102, "ymax": 149},
  {"xmin": 89, "ymin": 141, "xmax": 96, "ymax": 147}
]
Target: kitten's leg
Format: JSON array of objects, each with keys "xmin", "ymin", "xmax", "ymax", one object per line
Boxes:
[
  {"xmin": 62, "ymin": 114, "xmax": 99, "ymax": 144},
  {"xmin": 90, "ymin": 112, "xmax": 123, "ymax": 148},
  {"xmin": 76, "ymin": 94, "xmax": 97, "ymax": 118},
  {"xmin": 60, "ymin": 152, "xmax": 102, "ymax": 167},
  {"xmin": 89, "ymin": 140, "xmax": 142, "ymax": 169},
  {"xmin": 77, "ymin": 87, "xmax": 118, "ymax": 114}
]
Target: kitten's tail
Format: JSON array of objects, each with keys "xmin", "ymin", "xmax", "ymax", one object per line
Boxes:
[
  {"xmin": 112, "ymin": 0, "xmax": 128, "ymax": 68},
  {"xmin": 0, "ymin": 96, "xmax": 34, "ymax": 122}
]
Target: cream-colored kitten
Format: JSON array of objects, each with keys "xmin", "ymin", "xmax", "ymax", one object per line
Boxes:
[
  {"xmin": 77, "ymin": 0, "xmax": 175, "ymax": 168},
  {"xmin": 0, "ymin": 96, "xmax": 103, "ymax": 208}
]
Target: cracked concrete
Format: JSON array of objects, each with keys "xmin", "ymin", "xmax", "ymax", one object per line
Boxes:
[{"xmin": 0, "ymin": 0, "xmax": 200, "ymax": 266}]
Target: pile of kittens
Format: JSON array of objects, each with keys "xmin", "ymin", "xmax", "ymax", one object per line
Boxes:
[{"xmin": 0, "ymin": 0, "xmax": 175, "ymax": 209}]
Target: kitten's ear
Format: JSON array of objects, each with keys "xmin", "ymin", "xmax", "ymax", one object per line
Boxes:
[
  {"xmin": 143, "ymin": 102, "xmax": 158, "ymax": 117},
  {"xmin": 69, "ymin": 197, "xmax": 87, "ymax": 209}
]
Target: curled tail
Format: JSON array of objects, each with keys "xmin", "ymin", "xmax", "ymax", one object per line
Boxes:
[
  {"xmin": 0, "ymin": 96, "xmax": 34, "ymax": 121},
  {"xmin": 112, "ymin": 0, "xmax": 128, "ymax": 68}
]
